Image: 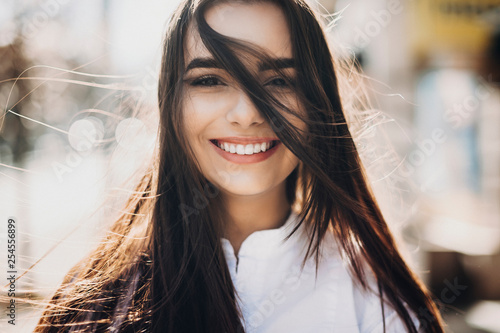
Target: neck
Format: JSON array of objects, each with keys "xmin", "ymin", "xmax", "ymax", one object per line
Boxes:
[{"xmin": 221, "ymin": 182, "xmax": 291, "ymax": 257}]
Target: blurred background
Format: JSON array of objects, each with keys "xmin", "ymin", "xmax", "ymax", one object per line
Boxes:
[{"xmin": 0, "ymin": 0, "xmax": 499, "ymax": 332}]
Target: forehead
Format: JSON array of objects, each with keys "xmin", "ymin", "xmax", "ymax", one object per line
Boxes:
[{"xmin": 184, "ymin": 2, "xmax": 292, "ymax": 63}]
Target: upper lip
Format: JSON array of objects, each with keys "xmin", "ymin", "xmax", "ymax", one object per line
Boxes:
[{"xmin": 210, "ymin": 137, "xmax": 279, "ymax": 144}]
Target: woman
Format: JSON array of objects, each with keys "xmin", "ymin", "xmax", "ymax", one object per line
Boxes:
[{"xmin": 35, "ymin": 0, "xmax": 444, "ymax": 332}]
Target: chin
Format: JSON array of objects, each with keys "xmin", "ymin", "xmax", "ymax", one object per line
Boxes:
[
  {"xmin": 209, "ymin": 173, "xmax": 276, "ymax": 197},
  {"xmin": 231, "ymin": 188, "xmax": 268, "ymax": 197},
  {"xmin": 220, "ymin": 182, "xmax": 272, "ymax": 197}
]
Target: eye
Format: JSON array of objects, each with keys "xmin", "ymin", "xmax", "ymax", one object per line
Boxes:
[
  {"xmin": 190, "ymin": 75, "xmax": 225, "ymax": 87},
  {"xmin": 265, "ymin": 77, "xmax": 292, "ymax": 88}
]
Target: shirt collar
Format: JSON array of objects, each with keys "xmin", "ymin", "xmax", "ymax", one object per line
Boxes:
[{"xmin": 220, "ymin": 210, "xmax": 306, "ymax": 260}]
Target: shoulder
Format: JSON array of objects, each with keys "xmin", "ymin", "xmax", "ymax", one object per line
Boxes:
[
  {"xmin": 351, "ymin": 273, "xmax": 421, "ymax": 332},
  {"xmin": 318, "ymin": 231, "xmax": 421, "ymax": 332}
]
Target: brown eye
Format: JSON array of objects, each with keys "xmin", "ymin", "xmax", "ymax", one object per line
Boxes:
[
  {"xmin": 267, "ymin": 78, "xmax": 287, "ymax": 86},
  {"xmin": 191, "ymin": 76, "xmax": 225, "ymax": 87},
  {"xmin": 265, "ymin": 77, "xmax": 295, "ymax": 88}
]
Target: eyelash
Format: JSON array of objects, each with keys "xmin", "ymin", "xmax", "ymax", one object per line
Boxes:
[
  {"xmin": 265, "ymin": 77, "xmax": 292, "ymax": 88},
  {"xmin": 189, "ymin": 75, "xmax": 295, "ymax": 88},
  {"xmin": 190, "ymin": 75, "xmax": 225, "ymax": 87}
]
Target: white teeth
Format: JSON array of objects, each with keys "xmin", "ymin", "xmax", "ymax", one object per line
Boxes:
[
  {"xmin": 245, "ymin": 144, "xmax": 254, "ymax": 155},
  {"xmin": 215, "ymin": 140, "xmax": 276, "ymax": 155},
  {"xmin": 236, "ymin": 144, "xmax": 245, "ymax": 155}
]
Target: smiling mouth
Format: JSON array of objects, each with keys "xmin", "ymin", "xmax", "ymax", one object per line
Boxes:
[{"xmin": 210, "ymin": 139, "xmax": 279, "ymax": 155}]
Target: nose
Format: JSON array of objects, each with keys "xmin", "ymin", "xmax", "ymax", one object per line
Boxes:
[{"xmin": 225, "ymin": 89, "xmax": 265, "ymax": 129}]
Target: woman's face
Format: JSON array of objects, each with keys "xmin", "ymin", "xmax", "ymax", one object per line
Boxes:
[{"xmin": 182, "ymin": 1, "xmax": 305, "ymax": 197}]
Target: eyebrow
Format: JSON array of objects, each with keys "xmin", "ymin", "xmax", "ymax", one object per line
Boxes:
[
  {"xmin": 259, "ymin": 58, "xmax": 295, "ymax": 71},
  {"xmin": 184, "ymin": 57, "xmax": 295, "ymax": 73},
  {"xmin": 185, "ymin": 57, "xmax": 222, "ymax": 72}
]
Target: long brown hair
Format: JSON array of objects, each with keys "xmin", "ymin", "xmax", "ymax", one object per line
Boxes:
[{"xmin": 35, "ymin": 0, "xmax": 444, "ymax": 332}]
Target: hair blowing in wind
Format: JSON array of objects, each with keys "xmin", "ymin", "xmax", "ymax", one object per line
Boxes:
[{"xmin": 34, "ymin": 0, "xmax": 445, "ymax": 332}]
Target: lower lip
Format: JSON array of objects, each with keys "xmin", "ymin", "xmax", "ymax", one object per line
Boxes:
[{"xmin": 210, "ymin": 141, "xmax": 281, "ymax": 164}]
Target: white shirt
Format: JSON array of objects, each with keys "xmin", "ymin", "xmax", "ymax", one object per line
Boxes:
[{"xmin": 220, "ymin": 211, "xmax": 417, "ymax": 333}]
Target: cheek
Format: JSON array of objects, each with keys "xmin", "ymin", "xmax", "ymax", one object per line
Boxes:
[
  {"xmin": 183, "ymin": 95, "xmax": 206, "ymax": 130},
  {"xmin": 182, "ymin": 94, "xmax": 215, "ymax": 145},
  {"xmin": 283, "ymin": 151, "xmax": 300, "ymax": 174},
  {"xmin": 280, "ymin": 97, "xmax": 308, "ymax": 139},
  {"xmin": 182, "ymin": 91, "xmax": 233, "ymax": 131}
]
